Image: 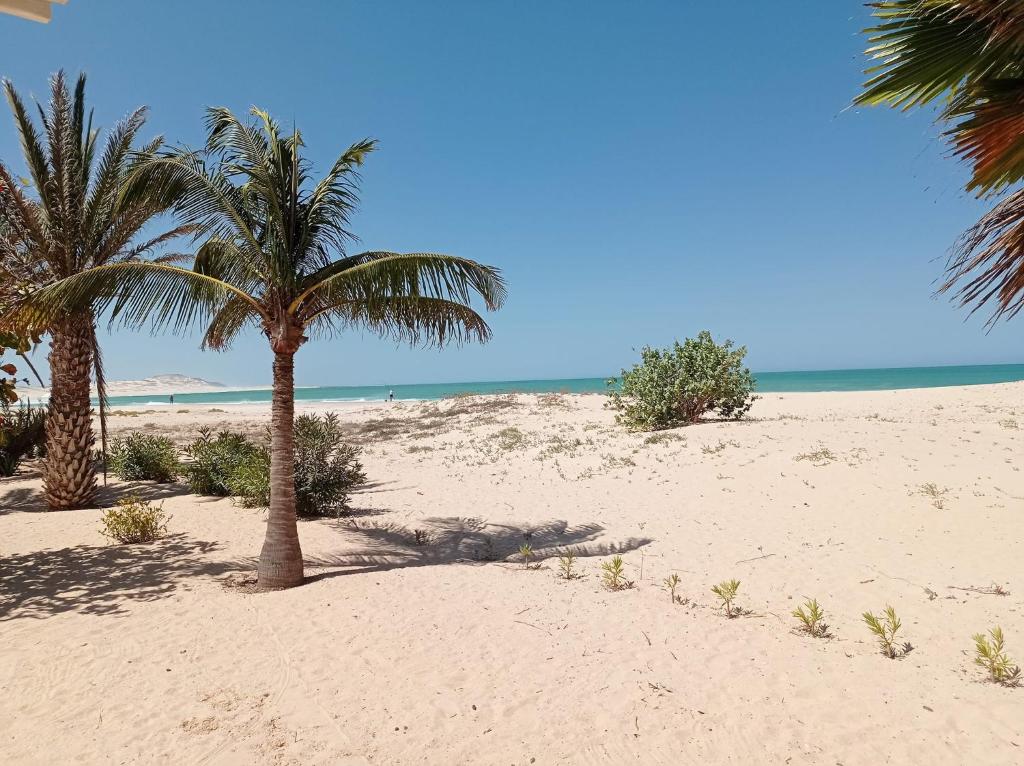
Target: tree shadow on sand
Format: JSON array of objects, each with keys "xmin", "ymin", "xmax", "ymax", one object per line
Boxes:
[
  {"xmin": 301, "ymin": 517, "xmax": 653, "ymax": 582},
  {"xmin": 0, "ymin": 534, "xmax": 242, "ymax": 622},
  {"xmin": 0, "ymin": 480, "xmax": 206, "ymax": 516}
]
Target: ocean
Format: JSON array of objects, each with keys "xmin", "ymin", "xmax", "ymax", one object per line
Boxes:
[{"xmin": 103, "ymin": 363, "xmax": 1024, "ymax": 407}]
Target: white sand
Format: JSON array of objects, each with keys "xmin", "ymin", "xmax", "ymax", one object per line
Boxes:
[{"xmin": 1, "ymin": 384, "xmax": 1022, "ymax": 764}]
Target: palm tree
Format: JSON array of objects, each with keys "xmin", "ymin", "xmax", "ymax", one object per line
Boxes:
[
  {"xmin": 857, "ymin": 1, "xmax": 1024, "ymax": 322},
  {"xmin": 6, "ymin": 106, "xmax": 505, "ymax": 589},
  {"xmin": 0, "ymin": 71, "xmax": 190, "ymax": 509}
]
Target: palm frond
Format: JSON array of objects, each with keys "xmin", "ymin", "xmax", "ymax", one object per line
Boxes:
[
  {"xmin": 940, "ymin": 187, "xmax": 1024, "ymax": 323},
  {"xmin": 200, "ymin": 294, "xmax": 260, "ymax": 350},
  {"xmin": 307, "ymin": 295, "xmax": 492, "ymax": 347},
  {"xmin": 1, "ymin": 261, "xmax": 263, "ymax": 338},
  {"xmin": 292, "ymin": 252, "xmax": 506, "ymax": 321},
  {"xmin": 3, "ymin": 80, "xmax": 53, "ymax": 225},
  {"xmin": 857, "ymin": 1, "xmax": 1024, "ymax": 195}
]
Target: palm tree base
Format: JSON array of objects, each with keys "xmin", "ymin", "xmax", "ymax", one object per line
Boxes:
[{"xmin": 256, "ymin": 546, "xmax": 305, "ymax": 590}]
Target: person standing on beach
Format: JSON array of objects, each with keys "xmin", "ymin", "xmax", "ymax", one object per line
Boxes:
[{"xmin": 388, "ymin": 389, "xmax": 394, "ymax": 401}]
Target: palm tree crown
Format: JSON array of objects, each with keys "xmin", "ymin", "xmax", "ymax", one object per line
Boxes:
[{"xmin": 0, "ymin": 70, "xmax": 189, "ymax": 508}]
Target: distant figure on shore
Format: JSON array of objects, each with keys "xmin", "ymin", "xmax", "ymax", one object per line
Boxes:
[
  {"xmin": 169, "ymin": 394, "xmax": 174, "ymax": 405},
  {"xmin": 389, "ymin": 389, "xmax": 394, "ymax": 401}
]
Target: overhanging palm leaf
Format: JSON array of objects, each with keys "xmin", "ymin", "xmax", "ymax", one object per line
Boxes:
[
  {"xmin": 857, "ymin": 1, "xmax": 1024, "ymax": 195},
  {"xmin": 857, "ymin": 1, "xmax": 1024, "ymax": 320}
]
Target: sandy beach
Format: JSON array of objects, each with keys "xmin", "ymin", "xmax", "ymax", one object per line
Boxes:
[{"xmin": 1, "ymin": 384, "xmax": 1022, "ymax": 765}]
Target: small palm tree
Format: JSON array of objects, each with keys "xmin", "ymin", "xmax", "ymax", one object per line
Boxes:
[
  {"xmin": 857, "ymin": 2, "xmax": 1024, "ymax": 322},
  {"xmin": 7, "ymin": 106, "xmax": 505, "ymax": 589},
  {"xmin": 0, "ymin": 71, "xmax": 190, "ymax": 508}
]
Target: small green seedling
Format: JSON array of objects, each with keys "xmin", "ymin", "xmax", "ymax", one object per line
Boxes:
[
  {"xmin": 601, "ymin": 555, "xmax": 633, "ymax": 590},
  {"xmin": 557, "ymin": 549, "xmax": 581, "ymax": 580},
  {"xmin": 863, "ymin": 605, "xmax": 910, "ymax": 658},
  {"xmin": 664, "ymin": 573, "xmax": 685, "ymax": 604},
  {"xmin": 973, "ymin": 627, "xmax": 1022, "ymax": 686},
  {"xmin": 711, "ymin": 579, "xmax": 741, "ymax": 617},
  {"xmin": 519, "ymin": 543, "xmax": 534, "ymax": 570},
  {"xmin": 793, "ymin": 598, "xmax": 829, "ymax": 638}
]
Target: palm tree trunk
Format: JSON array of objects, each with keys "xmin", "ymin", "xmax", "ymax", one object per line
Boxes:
[
  {"xmin": 257, "ymin": 350, "xmax": 304, "ymax": 589},
  {"xmin": 43, "ymin": 316, "xmax": 97, "ymax": 510}
]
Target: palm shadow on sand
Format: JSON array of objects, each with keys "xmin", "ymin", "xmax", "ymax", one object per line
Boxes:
[
  {"xmin": 302, "ymin": 517, "xmax": 653, "ymax": 582},
  {"xmin": 0, "ymin": 534, "xmax": 241, "ymax": 622}
]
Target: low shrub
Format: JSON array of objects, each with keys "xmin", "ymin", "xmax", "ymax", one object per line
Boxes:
[
  {"xmin": 183, "ymin": 429, "xmax": 261, "ymax": 496},
  {"xmin": 290, "ymin": 413, "xmax": 366, "ymax": 516},
  {"xmin": 0, "ymin": 403, "xmax": 46, "ymax": 477},
  {"xmin": 100, "ymin": 496, "xmax": 168, "ymax": 543},
  {"xmin": 108, "ymin": 432, "xmax": 180, "ymax": 483},
  {"xmin": 607, "ymin": 330, "xmax": 756, "ymax": 431},
  {"xmin": 196, "ymin": 414, "xmax": 367, "ymax": 517}
]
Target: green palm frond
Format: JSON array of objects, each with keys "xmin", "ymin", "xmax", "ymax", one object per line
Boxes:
[
  {"xmin": 858, "ymin": 1, "xmax": 1024, "ymax": 195},
  {"xmin": 200, "ymin": 294, "xmax": 261, "ymax": 350},
  {"xmin": 306, "ymin": 295, "xmax": 492, "ymax": 347},
  {"xmin": 292, "ymin": 252, "xmax": 506, "ymax": 320},
  {"xmin": 2, "ymin": 261, "xmax": 261, "ymax": 338},
  {"xmin": 3, "ymin": 79, "xmax": 52, "ymax": 210}
]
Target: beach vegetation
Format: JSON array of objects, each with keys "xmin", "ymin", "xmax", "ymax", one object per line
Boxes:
[
  {"xmin": 557, "ymin": 549, "xmax": 581, "ymax": 579},
  {"xmin": 0, "ymin": 401, "xmax": 46, "ymax": 476},
  {"xmin": 607, "ymin": 331, "xmax": 756, "ymax": 431},
  {"xmin": 518, "ymin": 543, "xmax": 535, "ymax": 569},
  {"xmin": 5, "ymin": 106, "xmax": 505, "ymax": 588},
  {"xmin": 600, "ymin": 555, "xmax": 633, "ymax": 590},
  {"xmin": 664, "ymin": 573, "xmax": 684, "ymax": 604},
  {"xmin": 231, "ymin": 413, "xmax": 366, "ymax": 517},
  {"xmin": 99, "ymin": 495, "xmax": 168, "ymax": 544},
  {"xmin": 858, "ymin": 4, "xmax": 1024, "ymax": 325},
  {"xmin": 794, "ymin": 446, "xmax": 836, "ymax": 465},
  {"xmin": 793, "ymin": 598, "xmax": 830, "ymax": 638},
  {"xmin": 0, "ymin": 72, "xmax": 191, "ymax": 509},
  {"xmin": 108, "ymin": 432, "xmax": 180, "ymax": 483},
  {"xmin": 863, "ymin": 605, "xmax": 911, "ymax": 658},
  {"xmin": 711, "ymin": 579, "xmax": 742, "ymax": 617},
  {"xmin": 184, "ymin": 429, "xmax": 260, "ymax": 496},
  {"xmin": 972, "ymin": 627, "xmax": 1022, "ymax": 686}
]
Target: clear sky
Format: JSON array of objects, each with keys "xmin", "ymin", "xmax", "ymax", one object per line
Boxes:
[{"xmin": 1, "ymin": 1, "xmax": 1018, "ymax": 387}]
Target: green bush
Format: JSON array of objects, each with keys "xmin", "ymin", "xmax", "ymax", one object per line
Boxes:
[
  {"xmin": 0, "ymin": 403, "xmax": 46, "ymax": 477},
  {"xmin": 183, "ymin": 429, "xmax": 261, "ymax": 496},
  {"xmin": 228, "ymin": 413, "xmax": 367, "ymax": 517},
  {"xmin": 100, "ymin": 496, "xmax": 168, "ymax": 544},
  {"xmin": 226, "ymin": 445, "xmax": 271, "ymax": 507},
  {"xmin": 108, "ymin": 432, "xmax": 180, "ymax": 483},
  {"xmin": 182, "ymin": 416, "xmax": 365, "ymax": 515},
  {"xmin": 607, "ymin": 330, "xmax": 756, "ymax": 431}
]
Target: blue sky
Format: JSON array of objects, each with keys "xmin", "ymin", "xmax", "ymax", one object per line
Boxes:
[{"xmin": 1, "ymin": 1, "xmax": 1017, "ymax": 386}]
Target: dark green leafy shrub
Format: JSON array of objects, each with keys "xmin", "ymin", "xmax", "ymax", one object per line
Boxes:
[
  {"xmin": 226, "ymin": 445, "xmax": 271, "ymax": 508},
  {"xmin": 0, "ymin": 403, "xmax": 46, "ymax": 477},
  {"xmin": 607, "ymin": 330, "xmax": 756, "ymax": 431},
  {"xmin": 108, "ymin": 432, "xmax": 180, "ymax": 482},
  {"xmin": 183, "ymin": 429, "xmax": 261, "ymax": 496},
  {"xmin": 100, "ymin": 496, "xmax": 168, "ymax": 543},
  {"xmin": 228, "ymin": 413, "xmax": 367, "ymax": 517}
]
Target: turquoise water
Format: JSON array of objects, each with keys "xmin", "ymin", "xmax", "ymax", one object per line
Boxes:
[{"xmin": 103, "ymin": 363, "xmax": 1024, "ymax": 406}]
